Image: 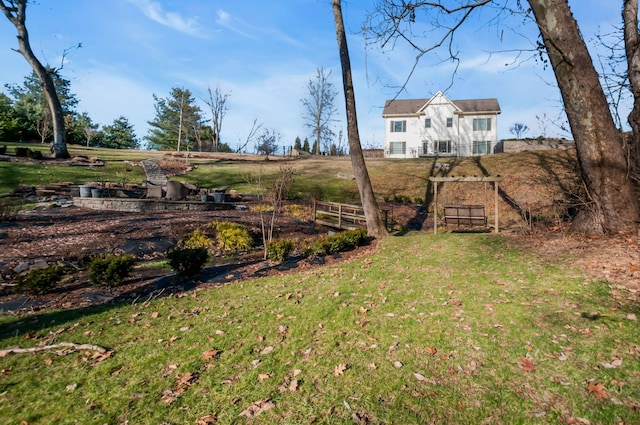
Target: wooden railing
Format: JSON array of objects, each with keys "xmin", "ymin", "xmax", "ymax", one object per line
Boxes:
[{"xmin": 313, "ymin": 200, "xmax": 367, "ymax": 230}]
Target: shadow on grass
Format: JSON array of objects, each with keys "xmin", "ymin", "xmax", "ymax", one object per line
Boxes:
[{"xmin": 0, "ymin": 246, "xmax": 363, "ymax": 341}]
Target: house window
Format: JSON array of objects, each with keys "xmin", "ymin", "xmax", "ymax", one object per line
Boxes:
[
  {"xmin": 473, "ymin": 140, "xmax": 491, "ymax": 154},
  {"xmin": 446, "ymin": 117, "xmax": 453, "ymax": 127},
  {"xmin": 425, "ymin": 118, "xmax": 431, "ymax": 128},
  {"xmin": 473, "ymin": 118, "xmax": 492, "ymax": 131},
  {"xmin": 390, "ymin": 120, "xmax": 406, "ymax": 133},
  {"xmin": 433, "ymin": 140, "xmax": 452, "ymax": 154},
  {"xmin": 389, "ymin": 141, "xmax": 406, "ymax": 155}
]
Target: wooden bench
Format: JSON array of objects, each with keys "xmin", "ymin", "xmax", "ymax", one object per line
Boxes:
[{"xmin": 443, "ymin": 204, "xmax": 487, "ymax": 226}]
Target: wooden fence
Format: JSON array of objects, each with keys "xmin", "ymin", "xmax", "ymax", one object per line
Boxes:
[{"xmin": 313, "ymin": 200, "xmax": 367, "ymax": 230}]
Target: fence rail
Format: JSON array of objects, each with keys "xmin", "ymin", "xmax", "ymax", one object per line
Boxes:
[{"xmin": 313, "ymin": 200, "xmax": 367, "ymax": 230}]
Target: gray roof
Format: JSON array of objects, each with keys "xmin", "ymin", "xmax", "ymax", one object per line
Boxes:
[{"xmin": 383, "ymin": 97, "xmax": 501, "ymax": 116}]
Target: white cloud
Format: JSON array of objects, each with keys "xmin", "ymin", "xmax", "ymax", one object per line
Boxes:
[{"xmin": 125, "ymin": 0, "xmax": 207, "ymax": 38}]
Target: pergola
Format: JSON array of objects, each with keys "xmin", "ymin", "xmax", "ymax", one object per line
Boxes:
[{"xmin": 429, "ymin": 176, "xmax": 504, "ymax": 234}]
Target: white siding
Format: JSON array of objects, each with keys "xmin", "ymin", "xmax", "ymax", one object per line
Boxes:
[{"xmin": 383, "ymin": 92, "xmax": 499, "ymax": 158}]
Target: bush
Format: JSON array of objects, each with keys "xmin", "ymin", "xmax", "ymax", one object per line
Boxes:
[
  {"xmin": 180, "ymin": 229, "xmax": 213, "ymax": 250},
  {"xmin": 16, "ymin": 266, "xmax": 64, "ymax": 295},
  {"xmin": 15, "ymin": 147, "xmax": 28, "ymax": 157},
  {"xmin": 27, "ymin": 149, "xmax": 43, "ymax": 160},
  {"xmin": 284, "ymin": 204, "xmax": 310, "ymax": 221},
  {"xmin": 167, "ymin": 246, "xmax": 209, "ymax": 277},
  {"xmin": 305, "ymin": 228, "xmax": 367, "ymax": 257},
  {"xmin": 88, "ymin": 254, "xmax": 136, "ymax": 288},
  {"xmin": 266, "ymin": 238, "xmax": 295, "ymax": 263},
  {"xmin": 210, "ymin": 221, "xmax": 253, "ymax": 252}
]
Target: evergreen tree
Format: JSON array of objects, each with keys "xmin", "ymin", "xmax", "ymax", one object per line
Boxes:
[
  {"xmin": 146, "ymin": 87, "xmax": 203, "ymax": 151},
  {"xmin": 294, "ymin": 136, "xmax": 302, "ymax": 151},
  {"xmin": 101, "ymin": 116, "xmax": 139, "ymax": 149},
  {"xmin": 5, "ymin": 71, "xmax": 78, "ymax": 143},
  {"xmin": 312, "ymin": 139, "xmax": 320, "ymax": 155},
  {"xmin": 0, "ymin": 93, "xmax": 20, "ymax": 142},
  {"xmin": 302, "ymin": 137, "xmax": 310, "ymax": 152}
]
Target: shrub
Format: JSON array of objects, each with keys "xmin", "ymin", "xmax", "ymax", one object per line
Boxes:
[
  {"xmin": 88, "ymin": 254, "xmax": 136, "ymax": 288},
  {"xmin": 167, "ymin": 246, "xmax": 209, "ymax": 277},
  {"xmin": 180, "ymin": 229, "xmax": 213, "ymax": 250},
  {"xmin": 16, "ymin": 266, "xmax": 64, "ymax": 295},
  {"xmin": 251, "ymin": 204, "xmax": 274, "ymax": 213},
  {"xmin": 284, "ymin": 204, "xmax": 310, "ymax": 221},
  {"xmin": 266, "ymin": 239, "xmax": 295, "ymax": 263},
  {"xmin": 210, "ymin": 221, "xmax": 253, "ymax": 252},
  {"xmin": 414, "ymin": 197, "xmax": 424, "ymax": 205},
  {"xmin": 15, "ymin": 147, "xmax": 28, "ymax": 157},
  {"xmin": 305, "ymin": 228, "xmax": 367, "ymax": 257},
  {"xmin": 26, "ymin": 149, "xmax": 43, "ymax": 160}
]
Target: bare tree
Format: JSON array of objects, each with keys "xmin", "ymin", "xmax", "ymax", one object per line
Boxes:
[
  {"xmin": 254, "ymin": 128, "xmax": 280, "ymax": 159},
  {"xmin": 624, "ymin": 0, "xmax": 640, "ymax": 172},
  {"xmin": 237, "ymin": 118, "xmax": 262, "ymax": 153},
  {"xmin": 301, "ymin": 67, "xmax": 338, "ymax": 155},
  {"xmin": 333, "ymin": 0, "xmax": 388, "ymax": 238},
  {"xmin": 0, "ymin": 0, "xmax": 69, "ymax": 158},
  {"xmin": 529, "ymin": 0, "xmax": 638, "ymax": 234},
  {"xmin": 509, "ymin": 123, "xmax": 529, "ymax": 139},
  {"xmin": 367, "ymin": 0, "xmax": 639, "ymax": 234},
  {"xmin": 203, "ymin": 86, "xmax": 229, "ymax": 152}
]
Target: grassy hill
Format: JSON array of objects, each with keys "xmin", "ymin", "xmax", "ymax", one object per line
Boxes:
[{"xmin": 0, "ymin": 142, "xmax": 580, "ymax": 229}]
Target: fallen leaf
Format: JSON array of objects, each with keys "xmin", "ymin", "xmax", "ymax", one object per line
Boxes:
[
  {"xmin": 369, "ymin": 363, "xmax": 377, "ymax": 370},
  {"xmin": 239, "ymin": 399, "xmax": 275, "ymax": 418},
  {"xmin": 414, "ymin": 372, "xmax": 426, "ymax": 381},
  {"xmin": 65, "ymin": 383, "xmax": 77, "ymax": 391},
  {"xmin": 160, "ymin": 389, "xmax": 179, "ymax": 405},
  {"xmin": 258, "ymin": 373, "xmax": 271, "ymax": 382},
  {"xmin": 44, "ymin": 358, "xmax": 53, "ymax": 365},
  {"xmin": 289, "ymin": 379, "xmax": 299, "ymax": 392},
  {"xmin": 587, "ymin": 381, "xmax": 608, "ymax": 399},
  {"xmin": 195, "ymin": 412, "xmax": 217, "ymax": 424},
  {"xmin": 334, "ymin": 363, "xmax": 348, "ymax": 376},
  {"xmin": 260, "ymin": 346, "xmax": 274, "ymax": 355},
  {"xmin": 202, "ymin": 349, "xmax": 221, "ymax": 361},
  {"xmin": 520, "ymin": 357, "xmax": 536, "ymax": 372},
  {"xmin": 602, "ymin": 358, "xmax": 622, "ymax": 369},
  {"xmin": 292, "ymin": 369, "xmax": 302, "ymax": 377},
  {"xmin": 393, "ymin": 361, "xmax": 403, "ymax": 368},
  {"xmin": 426, "ymin": 347, "xmax": 438, "ymax": 356},
  {"xmin": 150, "ymin": 311, "xmax": 159, "ymax": 318},
  {"xmin": 91, "ymin": 351, "xmax": 113, "ymax": 363}
]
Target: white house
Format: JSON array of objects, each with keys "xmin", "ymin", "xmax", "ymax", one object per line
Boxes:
[{"xmin": 382, "ymin": 91, "xmax": 501, "ymax": 158}]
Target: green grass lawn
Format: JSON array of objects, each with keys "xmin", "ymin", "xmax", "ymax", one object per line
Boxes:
[{"xmin": 1, "ymin": 233, "xmax": 638, "ymax": 424}]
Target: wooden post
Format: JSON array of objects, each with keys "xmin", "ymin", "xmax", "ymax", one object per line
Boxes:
[
  {"xmin": 312, "ymin": 199, "xmax": 317, "ymax": 228},
  {"xmin": 494, "ymin": 181, "xmax": 499, "ymax": 233},
  {"xmin": 433, "ymin": 180, "xmax": 438, "ymax": 234},
  {"xmin": 338, "ymin": 204, "xmax": 342, "ymax": 229}
]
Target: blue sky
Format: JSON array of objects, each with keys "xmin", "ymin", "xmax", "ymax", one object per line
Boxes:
[{"xmin": 0, "ymin": 0, "xmax": 625, "ymax": 149}]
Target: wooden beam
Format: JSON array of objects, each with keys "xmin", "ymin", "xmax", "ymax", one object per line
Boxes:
[{"xmin": 429, "ymin": 176, "xmax": 504, "ymax": 182}]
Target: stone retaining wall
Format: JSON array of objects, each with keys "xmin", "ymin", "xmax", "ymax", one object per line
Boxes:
[{"xmin": 74, "ymin": 197, "xmax": 234, "ymax": 212}]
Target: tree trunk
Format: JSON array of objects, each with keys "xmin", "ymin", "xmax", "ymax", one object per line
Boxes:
[
  {"xmin": 623, "ymin": 0, "xmax": 640, "ymax": 174},
  {"xmin": 1, "ymin": 1, "xmax": 69, "ymax": 158},
  {"xmin": 332, "ymin": 0, "xmax": 388, "ymax": 238},
  {"xmin": 529, "ymin": 0, "xmax": 639, "ymax": 234}
]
